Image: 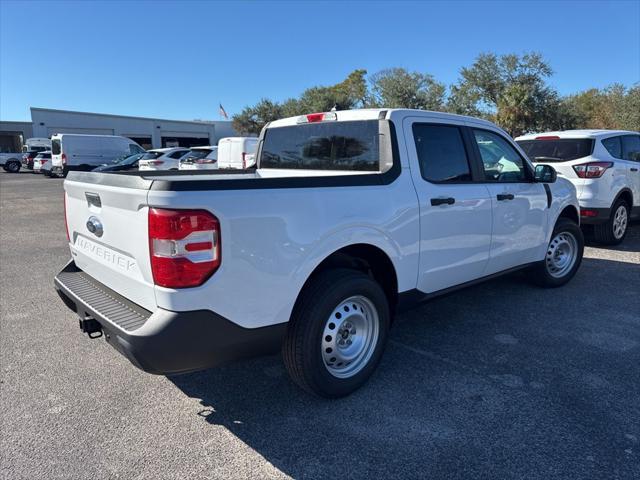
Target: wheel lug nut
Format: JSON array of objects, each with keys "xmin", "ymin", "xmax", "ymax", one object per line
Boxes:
[
  {"xmin": 339, "ymin": 339, "xmax": 345, "ymax": 345},
  {"xmin": 350, "ymin": 328, "xmax": 356, "ymax": 334},
  {"xmin": 346, "ymin": 339, "xmax": 352, "ymax": 345}
]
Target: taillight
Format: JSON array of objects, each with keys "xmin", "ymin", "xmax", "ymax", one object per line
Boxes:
[
  {"xmin": 195, "ymin": 158, "xmax": 216, "ymax": 165},
  {"xmin": 572, "ymin": 161, "xmax": 613, "ymax": 178},
  {"xmin": 62, "ymin": 153, "xmax": 67, "ymax": 165},
  {"xmin": 148, "ymin": 160, "xmax": 164, "ymax": 166},
  {"xmin": 148, "ymin": 208, "xmax": 221, "ymax": 288},
  {"xmin": 242, "ymin": 152, "xmax": 247, "ymax": 169},
  {"xmin": 64, "ymin": 192, "xmax": 70, "ymax": 241}
]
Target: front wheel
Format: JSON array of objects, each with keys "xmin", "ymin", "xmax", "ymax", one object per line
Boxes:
[
  {"xmin": 283, "ymin": 268, "xmax": 390, "ymax": 398},
  {"xmin": 530, "ymin": 217, "xmax": 584, "ymax": 288},
  {"xmin": 4, "ymin": 161, "xmax": 20, "ymax": 173}
]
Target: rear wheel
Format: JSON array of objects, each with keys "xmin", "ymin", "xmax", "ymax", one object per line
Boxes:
[
  {"xmin": 283, "ymin": 268, "xmax": 390, "ymax": 398},
  {"xmin": 593, "ymin": 199, "xmax": 629, "ymax": 245},
  {"xmin": 530, "ymin": 217, "xmax": 584, "ymax": 288}
]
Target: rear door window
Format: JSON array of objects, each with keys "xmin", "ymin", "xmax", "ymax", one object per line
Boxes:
[
  {"xmin": 622, "ymin": 135, "xmax": 640, "ymax": 162},
  {"xmin": 260, "ymin": 120, "xmax": 380, "ymax": 171},
  {"xmin": 517, "ymin": 138, "xmax": 595, "ymax": 162},
  {"xmin": 602, "ymin": 136, "xmax": 623, "ymax": 159},
  {"xmin": 52, "ymin": 140, "xmax": 61, "ymax": 155},
  {"xmin": 412, "ymin": 124, "xmax": 471, "ymax": 183}
]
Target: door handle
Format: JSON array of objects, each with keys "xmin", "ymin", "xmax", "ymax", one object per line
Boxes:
[
  {"xmin": 497, "ymin": 193, "xmax": 515, "ymax": 201},
  {"xmin": 631, "ymin": 168, "xmax": 639, "ymax": 172},
  {"xmin": 430, "ymin": 197, "xmax": 455, "ymax": 206}
]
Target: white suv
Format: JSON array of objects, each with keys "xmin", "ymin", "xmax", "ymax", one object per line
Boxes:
[
  {"xmin": 138, "ymin": 147, "xmax": 191, "ymax": 171},
  {"xmin": 516, "ymin": 130, "xmax": 640, "ymax": 244}
]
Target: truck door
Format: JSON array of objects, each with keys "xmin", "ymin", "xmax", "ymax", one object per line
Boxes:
[
  {"xmin": 403, "ymin": 117, "xmax": 493, "ymax": 293},
  {"xmin": 469, "ymin": 128, "xmax": 548, "ymax": 274}
]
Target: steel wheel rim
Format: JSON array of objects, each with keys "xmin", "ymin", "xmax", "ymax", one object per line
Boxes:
[
  {"xmin": 8, "ymin": 162, "xmax": 19, "ymax": 172},
  {"xmin": 612, "ymin": 205, "xmax": 628, "ymax": 240},
  {"xmin": 321, "ymin": 295, "xmax": 379, "ymax": 379},
  {"xmin": 545, "ymin": 231, "xmax": 578, "ymax": 278}
]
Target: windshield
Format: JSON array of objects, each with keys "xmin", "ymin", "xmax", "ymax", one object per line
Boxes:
[
  {"xmin": 516, "ymin": 138, "xmax": 594, "ymax": 162},
  {"xmin": 260, "ymin": 120, "xmax": 380, "ymax": 171}
]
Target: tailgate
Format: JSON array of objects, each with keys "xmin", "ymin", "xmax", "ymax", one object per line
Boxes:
[{"xmin": 64, "ymin": 172, "xmax": 156, "ymax": 311}]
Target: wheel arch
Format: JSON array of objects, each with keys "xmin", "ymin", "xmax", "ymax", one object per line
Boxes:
[
  {"xmin": 293, "ymin": 243, "xmax": 399, "ymax": 318},
  {"xmin": 613, "ymin": 188, "xmax": 633, "ymax": 209},
  {"xmin": 558, "ymin": 204, "xmax": 579, "ymax": 225}
]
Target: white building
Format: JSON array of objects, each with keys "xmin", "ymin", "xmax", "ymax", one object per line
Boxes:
[{"xmin": 0, "ymin": 108, "xmax": 236, "ymax": 152}]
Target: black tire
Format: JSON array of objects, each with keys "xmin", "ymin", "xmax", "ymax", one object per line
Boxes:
[
  {"xmin": 5, "ymin": 160, "xmax": 20, "ymax": 173},
  {"xmin": 283, "ymin": 268, "xmax": 390, "ymax": 398},
  {"xmin": 593, "ymin": 198, "xmax": 630, "ymax": 245},
  {"xmin": 530, "ymin": 217, "xmax": 584, "ymax": 288}
]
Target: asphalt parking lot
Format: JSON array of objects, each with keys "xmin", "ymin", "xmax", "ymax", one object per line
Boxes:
[{"xmin": 1, "ymin": 170, "xmax": 639, "ymax": 480}]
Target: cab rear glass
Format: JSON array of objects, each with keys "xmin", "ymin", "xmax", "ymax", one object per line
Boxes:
[
  {"xmin": 516, "ymin": 138, "xmax": 594, "ymax": 162},
  {"xmin": 260, "ymin": 120, "xmax": 380, "ymax": 171}
]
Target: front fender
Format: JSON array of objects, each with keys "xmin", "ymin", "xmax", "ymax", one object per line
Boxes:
[{"xmin": 546, "ymin": 177, "xmax": 580, "ymax": 239}]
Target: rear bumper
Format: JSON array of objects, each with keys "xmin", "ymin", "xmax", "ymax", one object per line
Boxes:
[{"xmin": 54, "ymin": 261, "xmax": 286, "ymax": 375}]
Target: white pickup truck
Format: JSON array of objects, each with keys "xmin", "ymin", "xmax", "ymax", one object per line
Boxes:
[{"xmin": 54, "ymin": 109, "xmax": 583, "ymax": 397}]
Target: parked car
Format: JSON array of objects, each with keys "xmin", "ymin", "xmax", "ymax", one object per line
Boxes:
[
  {"xmin": 92, "ymin": 152, "xmax": 146, "ymax": 172},
  {"xmin": 516, "ymin": 130, "xmax": 640, "ymax": 244},
  {"xmin": 22, "ymin": 150, "xmax": 40, "ymax": 170},
  {"xmin": 50, "ymin": 134, "xmax": 145, "ymax": 177},
  {"xmin": 41, "ymin": 158, "xmax": 54, "ymax": 177},
  {"xmin": 22, "ymin": 137, "xmax": 51, "ymax": 153},
  {"xmin": 0, "ymin": 152, "xmax": 22, "ymax": 173},
  {"xmin": 217, "ymin": 137, "xmax": 258, "ymax": 169},
  {"xmin": 32, "ymin": 151, "xmax": 52, "ymax": 173},
  {"xmin": 138, "ymin": 147, "xmax": 191, "ymax": 171},
  {"xmin": 179, "ymin": 146, "xmax": 218, "ymax": 170},
  {"xmin": 55, "ymin": 109, "xmax": 582, "ymax": 398}
]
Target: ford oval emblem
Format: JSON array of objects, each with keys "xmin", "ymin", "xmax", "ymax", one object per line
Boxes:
[{"xmin": 86, "ymin": 216, "xmax": 104, "ymax": 237}]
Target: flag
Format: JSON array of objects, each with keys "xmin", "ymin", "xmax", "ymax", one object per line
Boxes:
[{"xmin": 219, "ymin": 103, "xmax": 229, "ymax": 120}]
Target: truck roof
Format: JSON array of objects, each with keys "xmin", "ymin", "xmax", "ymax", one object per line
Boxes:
[
  {"xmin": 516, "ymin": 129, "xmax": 638, "ymax": 140},
  {"xmin": 267, "ymin": 108, "xmax": 497, "ymax": 129}
]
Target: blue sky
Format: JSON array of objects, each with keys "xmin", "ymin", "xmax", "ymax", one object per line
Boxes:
[{"xmin": 1, "ymin": 0, "xmax": 639, "ymax": 121}]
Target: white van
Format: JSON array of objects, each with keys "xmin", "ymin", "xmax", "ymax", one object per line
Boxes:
[
  {"xmin": 50, "ymin": 134, "xmax": 144, "ymax": 176},
  {"xmin": 217, "ymin": 137, "xmax": 258, "ymax": 169},
  {"xmin": 23, "ymin": 138, "xmax": 51, "ymax": 153}
]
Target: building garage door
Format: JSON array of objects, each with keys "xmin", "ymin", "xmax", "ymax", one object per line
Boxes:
[{"xmin": 161, "ymin": 131, "xmax": 210, "ymax": 148}]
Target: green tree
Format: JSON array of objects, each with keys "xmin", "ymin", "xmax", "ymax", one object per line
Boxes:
[
  {"xmin": 562, "ymin": 83, "xmax": 640, "ymax": 131},
  {"xmin": 232, "ymin": 99, "xmax": 283, "ymax": 135},
  {"xmin": 368, "ymin": 68, "xmax": 446, "ymax": 110},
  {"xmin": 447, "ymin": 52, "xmax": 567, "ymax": 136},
  {"xmin": 232, "ymin": 70, "xmax": 368, "ymax": 135}
]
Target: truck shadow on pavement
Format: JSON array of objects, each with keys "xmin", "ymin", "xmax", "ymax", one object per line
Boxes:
[{"xmin": 168, "ymin": 232, "xmax": 640, "ymax": 479}]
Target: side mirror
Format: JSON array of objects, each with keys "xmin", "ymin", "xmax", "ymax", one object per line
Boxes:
[{"xmin": 534, "ymin": 164, "xmax": 557, "ymax": 183}]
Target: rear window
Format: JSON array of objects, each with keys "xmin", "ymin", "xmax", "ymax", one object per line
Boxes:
[
  {"xmin": 516, "ymin": 138, "xmax": 594, "ymax": 162},
  {"xmin": 260, "ymin": 120, "xmax": 380, "ymax": 171},
  {"xmin": 141, "ymin": 151, "xmax": 163, "ymax": 160},
  {"xmin": 184, "ymin": 149, "xmax": 213, "ymax": 160},
  {"xmin": 36, "ymin": 153, "xmax": 51, "ymax": 159},
  {"xmin": 52, "ymin": 140, "xmax": 61, "ymax": 155}
]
